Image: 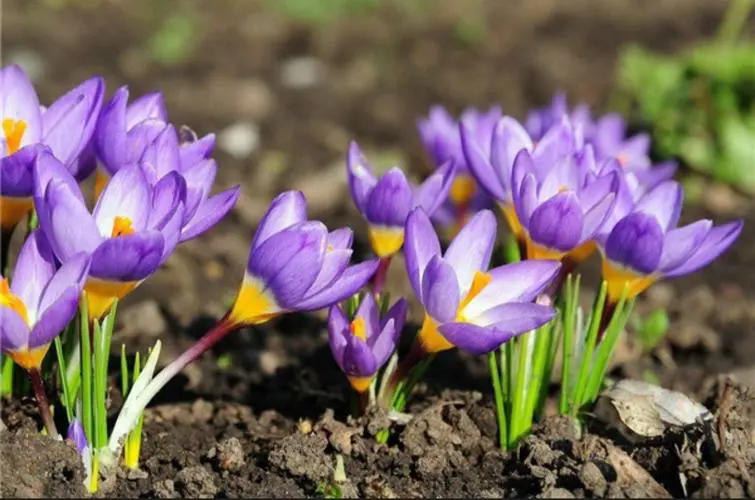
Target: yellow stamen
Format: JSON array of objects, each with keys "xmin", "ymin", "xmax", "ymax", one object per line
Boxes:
[
  {"xmin": 7, "ymin": 345, "xmax": 50, "ymax": 371},
  {"xmin": 368, "ymin": 225, "xmax": 405, "ymax": 258},
  {"xmin": 601, "ymin": 259, "xmax": 658, "ymax": 302},
  {"xmin": 499, "ymin": 203, "xmax": 524, "ymax": 239},
  {"xmin": 526, "ymin": 240, "xmax": 566, "ymax": 261},
  {"xmin": 348, "ymin": 375, "xmax": 372, "ymax": 393},
  {"xmin": 94, "ymin": 168, "xmax": 110, "ymax": 200},
  {"xmin": 350, "ymin": 316, "xmax": 367, "ymax": 341},
  {"xmin": 111, "ymin": 216, "xmax": 134, "ymax": 237},
  {"xmin": 228, "ymin": 275, "xmax": 282, "ymax": 325},
  {"xmin": 0, "ymin": 196, "xmax": 34, "ymax": 231},
  {"xmin": 2, "ymin": 118, "xmax": 27, "ymax": 154},
  {"xmin": 449, "ymin": 174, "xmax": 477, "ymax": 206},
  {"xmin": 0, "ymin": 277, "xmax": 29, "ymax": 324},
  {"xmin": 84, "ymin": 278, "xmax": 139, "ymax": 321}
]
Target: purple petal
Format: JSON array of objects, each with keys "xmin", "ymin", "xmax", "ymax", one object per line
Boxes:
[
  {"xmin": 365, "ymin": 168, "xmax": 412, "ymax": 227},
  {"xmin": 658, "ymin": 220, "xmax": 712, "ymax": 273},
  {"xmin": 443, "ymin": 209, "xmax": 496, "ymax": 295},
  {"xmin": 327, "ymin": 304, "xmax": 350, "ymax": 370},
  {"xmin": 28, "ymin": 287, "xmax": 80, "ymax": 349},
  {"xmin": 461, "ymin": 122, "xmax": 506, "ymax": 200},
  {"xmin": 531, "ymin": 116, "xmax": 577, "ymax": 175},
  {"xmin": 437, "ymin": 322, "xmax": 515, "ymax": 356},
  {"xmin": 490, "ymin": 116, "xmax": 533, "ymax": 200},
  {"xmin": 179, "ymin": 186, "xmax": 240, "ymax": 242},
  {"xmin": 342, "ymin": 336, "xmax": 378, "ymax": 377},
  {"xmin": 0, "ymin": 144, "xmax": 44, "ymax": 196},
  {"xmin": 301, "ymin": 248, "xmax": 352, "ymax": 301},
  {"xmin": 251, "ymin": 191, "xmax": 308, "ymax": 251},
  {"xmin": 327, "ymin": 228, "xmax": 353, "ymax": 250},
  {"xmin": 93, "ymin": 164, "xmax": 151, "ymax": 233},
  {"xmin": 67, "ymin": 419, "xmax": 88, "ymax": 455},
  {"xmin": 148, "ymin": 171, "xmax": 187, "ymax": 230},
  {"xmin": 292, "ymin": 259, "xmax": 379, "ymax": 311},
  {"xmin": 635, "ymin": 180, "xmax": 683, "ymax": 231},
  {"xmin": 579, "ymin": 170, "xmax": 618, "ymax": 212},
  {"xmin": 10, "ymin": 230, "xmax": 56, "ymax": 317},
  {"xmin": 403, "ymin": 207, "xmax": 441, "ymax": 300},
  {"xmin": 42, "ymin": 76, "xmax": 105, "ymax": 166},
  {"xmin": 355, "ymin": 292, "xmax": 380, "ymax": 341},
  {"xmin": 421, "ymin": 255, "xmax": 460, "ymax": 324},
  {"xmin": 463, "ymin": 260, "xmax": 561, "ymax": 319},
  {"xmin": 179, "ymin": 133, "xmax": 215, "ymax": 170},
  {"xmin": 90, "ymin": 232, "xmax": 164, "ymax": 281},
  {"xmin": 581, "ymin": 190, "xmax": 616, "ymax": 242},
  {"xmin": 94, "ymin": 86, "xmax": 128, "ymax": 173},
  {"xmin": 249, "ymin": 222, "xmax": 326, "ymax": 308},
  {"xmin": 663, "ymin": 220, "xmax": 743, "ymax": 278},
  {"xmin": 0, "ymin": 307, "xmax": 30, "ymax": 351},
  {"xmin": 1, "ymin": 65, "xmax": 42, "ymax": 145},
  {"xmin": 32, "ymin": 149, "xmax": 85, "ymax": 205},
  {"xmin": 380, "ymin": 297, "xmax": 408, "ymax": 342},
  {"xmin": 528, "ymin": 192, "xmax": 584, "ymax": 251},
  {"xmin": 632, "ymin": 160, "xmax": 677, "ymax": 190},
  {"xmin": 37, "ymin": 246, "xmax": 88, "ymax": 315},
  {"xmin": 124, "ymin": 120, "xmax": 166, "ymax": 166},
  {"xmin": 472, "ymin": 302, "xmax": 556, "ymax": 332},
  {"xmin": 412, "ymin": 161, "xmax": 456, "ymax": 216},
  {"xmin": 180, "ymin": 158, "xmax": 216, "ymax": 222},
  {"xmin": 370, "ymin": 319, "xmax": 397, "ymax": 368},
  {"xmin": 605, "ymin": 212, "xmax": 664, "ymax": 274},
  {"xmin": 346, "ymin": 141, "xmax": 377, "ymax": 213},
  {"xmin": 156, "ymin": 201, "xmax": 185, "ymax": 263},
  {"xmin": 138, "ymin": 124, "xmax": 180, "ymax": 184},
  {"xmin": 126, "ymin": 91, "xmax": 167, "ymax": 128}
]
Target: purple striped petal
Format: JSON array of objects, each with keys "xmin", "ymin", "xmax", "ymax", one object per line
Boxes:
[
  {"xmin": 90, "ymin": 232, "xmax": 164, "ymax": 281},
  {"xmin": 581, "ymin": 190, "xmax": 616, "ymax": 242},
  {"xmin": 437, "ymin": 323, "xmax": 516, "ymax": 356},
  {"xmin": 370, "ymin": 319, "xmax": 397, "ymax": 368},
  {"xmin": 490, "ymin": 116, "xmax": 533, "ymax": 200},
  {"xmin": 93, "ymin": 164, "xmax": 151, "ymax": 233},
  {"xmin": 251, "ymin": 190, "xmax": 308, "ymax": 251},
  {"xmin": 156, "ymin": 201, "xmax": 185, "ymax": 263},
  {"xmin": 421, "ymin": 255, "xmax": 460, "ymax": 324},
  {"xmin": 444, "ymin": 209, "xmax": 496, "ymax": 295},
  {"xmin": 327, "ymin": 304, "xmax": 350, "ymax": 370},
  {"xmin": 148, "ymin": 171, "xmax": 187, "ymax": 230},
  {"xmin": 412, "ymin": 161, "xmax": 455, "ymax": 216},
  {"xmin": 124, "ymin": 120, "xmax": 166, "ymax": 165},
  {"xmin": 1, "ymin": 65, "xmax": 41, "ymax": 146},
  {"xmin": 179, "ymin": 186, "xmax": 240, "ymax": 242},
  {"xmin": 0, "ymin": 144, "xmax": 44, "ymax": 196},
  {"xmin": 0, "ymin": 307, "xmax": 30, "ymax": 351},
  {"xmin": 635, "ymin": 180, "xmax": 682, "ymax": 232},
  {"xmin": 403, "ymin": 207, "xmax": 441, "ymax": 300},
  {"xmin": 355, "ymin": 292, "xmax": 380, "ymax": 341},
  {"xmin": 28, "ymin": 287, "xmax": 80, "ymax": 349},
  {"xmin": 94, "ymin": 86, "xmax": 129, "ymax": 173},
  {"xmin": 343, "ymin": 336, "xmax": 377, "ymax": 377},
  {"xmin": 180, "ymin": 158, "xmax": 216, "ymax": 222},
  {"xmin": 346, "ymin": 141, "xmax": 377, "ymax": 213},
  {"xmin": 292, "ymin": 259, "xmax": 379, "ymax": 311},
  {"xmin": 528, "ymin": 192, "xmax": 584, "ymax": 251},
  {"xmin": 461, "ymin": 122, "xmax": 506, "ymax": 200},
  {"xmin": 179, "ymin": 133, "xmax": 215, "ymax": 170},
  {"xmin": 327, "ymin": 228, "xmax": 353, "ymax": 250},
  {"xmin": 658, "ymin": 220, "xmax": 711, "ymax": 273},
  {"xmin": 302, "ymin": 248, "xmax": 352, "ymax": 301},
  {"xmin": 365, "ymin": 167, "xmax": 412, "ymax": 227},
  {"xmin": 126, "ymin": 91, "xmax": 167, "ymax": 128},
  {"xmin": 472, "ymin": 302, "xmax": 556, "ymax": 332},
  {"xmin": 663, "ymin": 220, "xmax": 743, "ymax": 278},
  {"xmin": 10, "ymin": 230, "xmax": 56, "ymax": 318},
  {"xmin": 605, "ymin": 212, "xmax": 663, "ymax": 274},
  {"xmin": 249, "ymin": 222, "xmax": 326, "ymax": 308},
  {"xmin": 380, "ymin": 297, "xmax": 408, "ymax": 341},
  {"xmin": 42, "ymin": 76, "xmax": 104, "ymax": 166},
  {"xmin": 33, "ymin": 149, "xmax": 85, "ymax": 205},
  {"xmin": 138, "ymin": 124, "xmax": 180, "ymax": 184}
]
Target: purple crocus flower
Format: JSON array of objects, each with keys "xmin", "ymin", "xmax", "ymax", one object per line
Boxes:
[
  {"xmin": 33, "ymin": 150, "xmax": 186, "ymax": 320},
  {"xmin": 328, "ymin": 293, "xmax": 408, "ymax": 392},
  {"xmin": 525, "ymin": 92, "xmax": 594, "ymax": 143},
  {"xmin": 403, "ymin": 207, "xmax": 560, "ymax": 355},
  {"xmin": 417, "ymin": 105, "xmax": 500, "ymax": 233},
  {"xmin": 1, "ymin": 65, "xmax": 104, "ymax": 231},
  {"xmin": 1, "ymin": 230, "xmax": 89, "ymax": 371},
  {"xmin": 227, "ymin": 191, "xmax": 380, "ymax": 325},
  {"xmin": 346, "ymin": 141, "xmax": 455, "ymax": 257},
  {"xmin": 67, "ymin": 418, "xmax": 88, "ymax": 455},
  {"xmin": 599, "ymin": 180, "xmax": 743, "ymax": 302}
]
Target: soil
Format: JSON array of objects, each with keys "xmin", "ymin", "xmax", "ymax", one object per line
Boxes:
[{"xmin": 2, "ymin": 0, "xmax": 755, "ymax": 497}]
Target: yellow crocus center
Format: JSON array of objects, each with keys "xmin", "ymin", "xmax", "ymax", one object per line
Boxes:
[
  {"xmin": 449, "ymin": 174, "xmax": 477, "ymax": 206},
  {"xmin": 94, "ymin": 168, "xmax": 110, "ymax": 200},
  {"xmin": 601, "ymin": 259, "xmax": 658, "ymax": 303},
  {"xmin": 499, "ymin": 203, "xmax": 524, "ymax": 239},
  {"xmin": 111, "ymin": 216, "xmax": 135, "ymax": 237},
  {"xmin": 0, "ymin": 277, "xmax": 29, "ymax": 324},
  {"xmin": 457, "ymin": 271, "xmax": 492, "ymax": 318},
  {"xmin": 84, "ymin": 277, "xmax": 139, "ymax": 321},
  {"xmin": 2, "ymin": 118, "xmax": 27, "ymax": 154},
  {"xmin": 368, "ymin": 225, "xmax": 405, "ymax": 258},
  {"xmin": 8, "ymin": 345, "xmax": 50, "ymax": 372},
  {"xmin": 350, "ymin": 316, "xmax": 367, "ymax": 341},
  {"xmin": 0, "ymin": 196, "xmax": 34, "ymax": 231},
  {"xmin": 348, "ymin": 375, "xmax": 372, "ymax": 393},
  {"xmin": 228, "ymin": 275, "xmax": 282, "ymax": 325}
]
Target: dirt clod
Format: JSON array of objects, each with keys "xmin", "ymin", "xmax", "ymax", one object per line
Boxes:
[
  {"xmin": 174, "ymin": 465, "xmax": 218, "ymax": 497},
  {"xmin": 208, "ymin": 437, "xmax": 245, "ymax": 472}
]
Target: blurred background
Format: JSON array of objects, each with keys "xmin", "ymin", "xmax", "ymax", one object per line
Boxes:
[{"xmin": 3, "ymin": 0, "xmax": 754, "ymax": 395}]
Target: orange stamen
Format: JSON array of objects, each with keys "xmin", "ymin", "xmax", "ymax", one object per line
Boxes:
[
  {"xmin": 0, "ymin": 277, "xmax": 29, "ymax": 324},
  {"xmin": 111, "ymin": 216, "xmax": 134, "ymax": 237},
  {"xmin": 2, "ymin": 118, "xmax": 27, "ymax": 154},
  {"xmin": 350, "ymin": 316, "xmax": 367, "ymax": 341}
]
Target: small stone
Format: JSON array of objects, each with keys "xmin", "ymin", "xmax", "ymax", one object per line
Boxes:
[
  {"xmin": 191, "ymin": 399, "xmax": 214, "ymax": 422},
  {"xmin": 542, "ymin": 487, "xmax": 575, "ymax": 498},
  {"xmin": 119, "ymin": 301, "xmax": 167, "ymax": 338},
  {"xmin": 280, "ymin": 56, "xmax": 326, "ymax": 89},
  {"xmin": 217, "ymin": 121, "xmax": 260, "ymax": 159},
  {"xmin": 174, "ymin": 465, "xmax": 218, "ymax": 498},
  {"xmin": 212, "ymin": 437, "xmax": 245, "ymax": 472},
  {"xmin": 127, "ymin": 468, "xmax": 149, "ymax": 480},
  {"xmin": 259, "ymin": 350, "xmax": 285, "ymax": 376},
  {"xmin": 581, "ymin": 461, "xmax": 607, "ymax": 496},
  {"xmin": 299, "ymin": 419, "xmax": 313, "ymax": 434},
  {"xmin": 153, "ymin": 479, "xmax": 178, "ymax": 499}
]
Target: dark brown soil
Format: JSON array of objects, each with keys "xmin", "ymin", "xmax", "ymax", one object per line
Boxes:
[{"xmin": 2, "ymin": 0, "xmax": 755, "ymax": 497}]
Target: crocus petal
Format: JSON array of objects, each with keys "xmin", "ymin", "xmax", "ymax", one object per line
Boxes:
[
  {"xmin": 126, "ymin": 91, "xmax": 167, "ymax": 128},
  {"xmin": 249, "ymin": 222, "xmax": 326, "ymax": 308},
  {"xmin": 149, "ymin": 171, "xmax": 187, "ymax": 230},
  {"xmin": 346, "ymin": 141, "xmax": 377, "ymax": 213},
  {"xmin": 90, "ymin": 232, "xmax": 164, "ymax": 281},
  {"xmin": 0, "ymin": 144, "xmax": 43, "ymax": 196},
  {"xmin": 153, "ymin": 199, "xmax": 185, "ymax": 262},
  {"xmin": 251, "ymin": 191, "xmax": 308, "ymax": 251},
  {"xmin": 437, "ymin": 323, "xmax": 515, "ymax": 356},
  {"xmin": 139, "ymin": 124, "xmax": 180, "ymax": 184},
  {"xmin": 531, "ymin": 116, "xmax": 577, "ymax": 176},
  {"xmin": 10, "ymin": 230, "xmax": 56, "ymax": 320},
  {"xmin": 179, "ymin": 186, "xmax": 240, "ymax": 242},
  {"xmin": 179, "ymin": 133, "xmax": 215, "ymax": 170},
  {"xmin": 370, "ymin": 319, "xmax": 397, "ymax": 368},
  {"xmin": 124, "ymin": 120, "xmax": 166, "ymax": 165},
  {"xmin": 93, "ymin": 164, "xmax": 151, "ymax": 234},
  {"xmin": 632, "ymin": 160, "xmax": 677, "ymax": 190},
  {"xmin": 327, "ymin": 228, "xmax": 353, "ymax": 250},
  {"xmin": 490, "ymin": 116, "xmax": 533, "ymax": 199},
  {"xmin": 461, "ymin": 122, "xmax": 506, "ymax": 200},
  {"xmin": 0, "ymin": 307, "xmax": 30, "ymax": 351},
  {"xmin": 412, "ymin": 161, "xmax": 455, "ymax": 216},
  {"xmin": 42, "ymin": 76, "xmax": 104, "ymax": 166},
  {"xmin": 302, "ymin": 248, "xmax": 352, "ymax": 301},
  {"xmin": 32, "ymin": 149, "xmax": 85, "ymax": 205},
  {"xmin": 365, "ymin": 167, "xmax": 412, "ymax": 227},
  {"xmin": 528, "ymin": 192, "xmax": 584, "ymax": 251},
  {"xmin": 663, "ymin": 220, "xmax": 743, "ymax": 278},
  {"xmin": 28, "ymin": 287, "xmax": 80, "ymax": 349},
  {"xmin": 658, "ymin": 220, "xmax": 712, "ymax": 273},
  {"xmin": 36, "ymin": 250, "xmax": 89, "ymax": 315},
  {"xmin": 472, "ymin": 302, "xmax": 556, "ymax": 332},
  {"xmin": 292, "ymin": 259, "xmax": 380, "ymax": 311},
  {"xmin": 94, "ymin": 86, "xmax": 128, "ymax": 172},
  {"xmin": 605, "ymin": 212, "xmax": 664, "ymax": 274},
  {"xmin": 403, "ymin": 207, "xmax": 441, "ymax": 300},
  {"xmin": 343, "ymin": 336, "xmax": 378, "ymax": 377},
  {"xmin": 443, "ymin": 209, "xmax": 496, "ymax": 295},
  {"xmin": 1, "ymin": 65, "xmax": 41, "ymax": 145},
  {"xmin": 635, "ymin": 180, "xmax": 683, "ymax": 231},
  {"xmin": 463, "ymin": 260, "xmax": 561, "ymax": 319},
  {"xmin": 327, "ymin": 304, "xmax": 350, "ymax": 370},
  {"xmin": 421, "ymin": 255, "xmax": 460, "ymax": 324},
  {"xmin": 381, "ymin": 297, "xmax": 408, "ymax": 341},
  {"xmin": 355, "ymin": 292, "xmax": 380, "ymax": 341},
  {"xmin": 180, "ymin": 158, "xmax": 216, "ymax": 222},
  {"xmin": 580, "ymin": 190, "xmax": 616, "ymax": 242}
]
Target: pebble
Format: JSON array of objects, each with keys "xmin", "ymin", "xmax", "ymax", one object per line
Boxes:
[
  {"xmin": 217, "ymin": 121, "xmax": 260, "ymax": 159},
  {"xmin": 280, "ymin": 56, "xmax": 326, "ymax": 89},
  {"xmin": 174, "ymin": 465, "xmax": 218, "ymax": 497},
  {"xmin": 208, "ymin": 437, "xmax": 245, "ymax": 472},
  {"xmin": 119, "ymin": 301, "xmax": 167, "ymax": 339}
]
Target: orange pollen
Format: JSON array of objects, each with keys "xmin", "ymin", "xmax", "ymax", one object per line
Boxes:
[
  {"xmin": 617, "ymin": 152, "xmax": 629, "ymax": 168},
  {"xmin": 0, "ymin": 278, "xmax": 29, "ymax": 325},
  {"xmin": 111, "ymin": 216, "xmax": 135, "ymax": 237},
  {"xmin": 327, "ymin": 244, "xmax": 334, "ymax": 252},
  {"xmin": 2, "ymin": 118, "xmax": 27, "ymax": 155},
  {"xmin": 458, "ymin": 271, "xmax": 492, "ymax": 313},
  {"xmin": 350, "ymin": 316, "xmax": 367, "ymax": 341}
]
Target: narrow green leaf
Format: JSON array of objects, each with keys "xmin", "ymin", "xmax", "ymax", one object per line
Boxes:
[
  {"xmin": 488, "ymin": 351, "xmax": 507, "ymax": 448},
  {"xmin": 80, "ymin": 299, "xmax": 93, "ymax": 445},
  {"xmin": 571, "ymin": 280, "xmax": 607, "ymax": 415},
  {"xmin": 55, "ymin": 336, "xmax": 73, "ymax": 422}
]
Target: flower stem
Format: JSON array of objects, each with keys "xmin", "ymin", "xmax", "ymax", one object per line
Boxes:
[
  {"xmin": 371, "ymin": 256, "xmax": 392, "ymax": 298},
  {"xmin": 29, "ymin": 368, "xmax": 59, "ymax": 439},
  {"xmin": 488, "ymin": 351, "xmax": 507, "ymax": 449}
]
